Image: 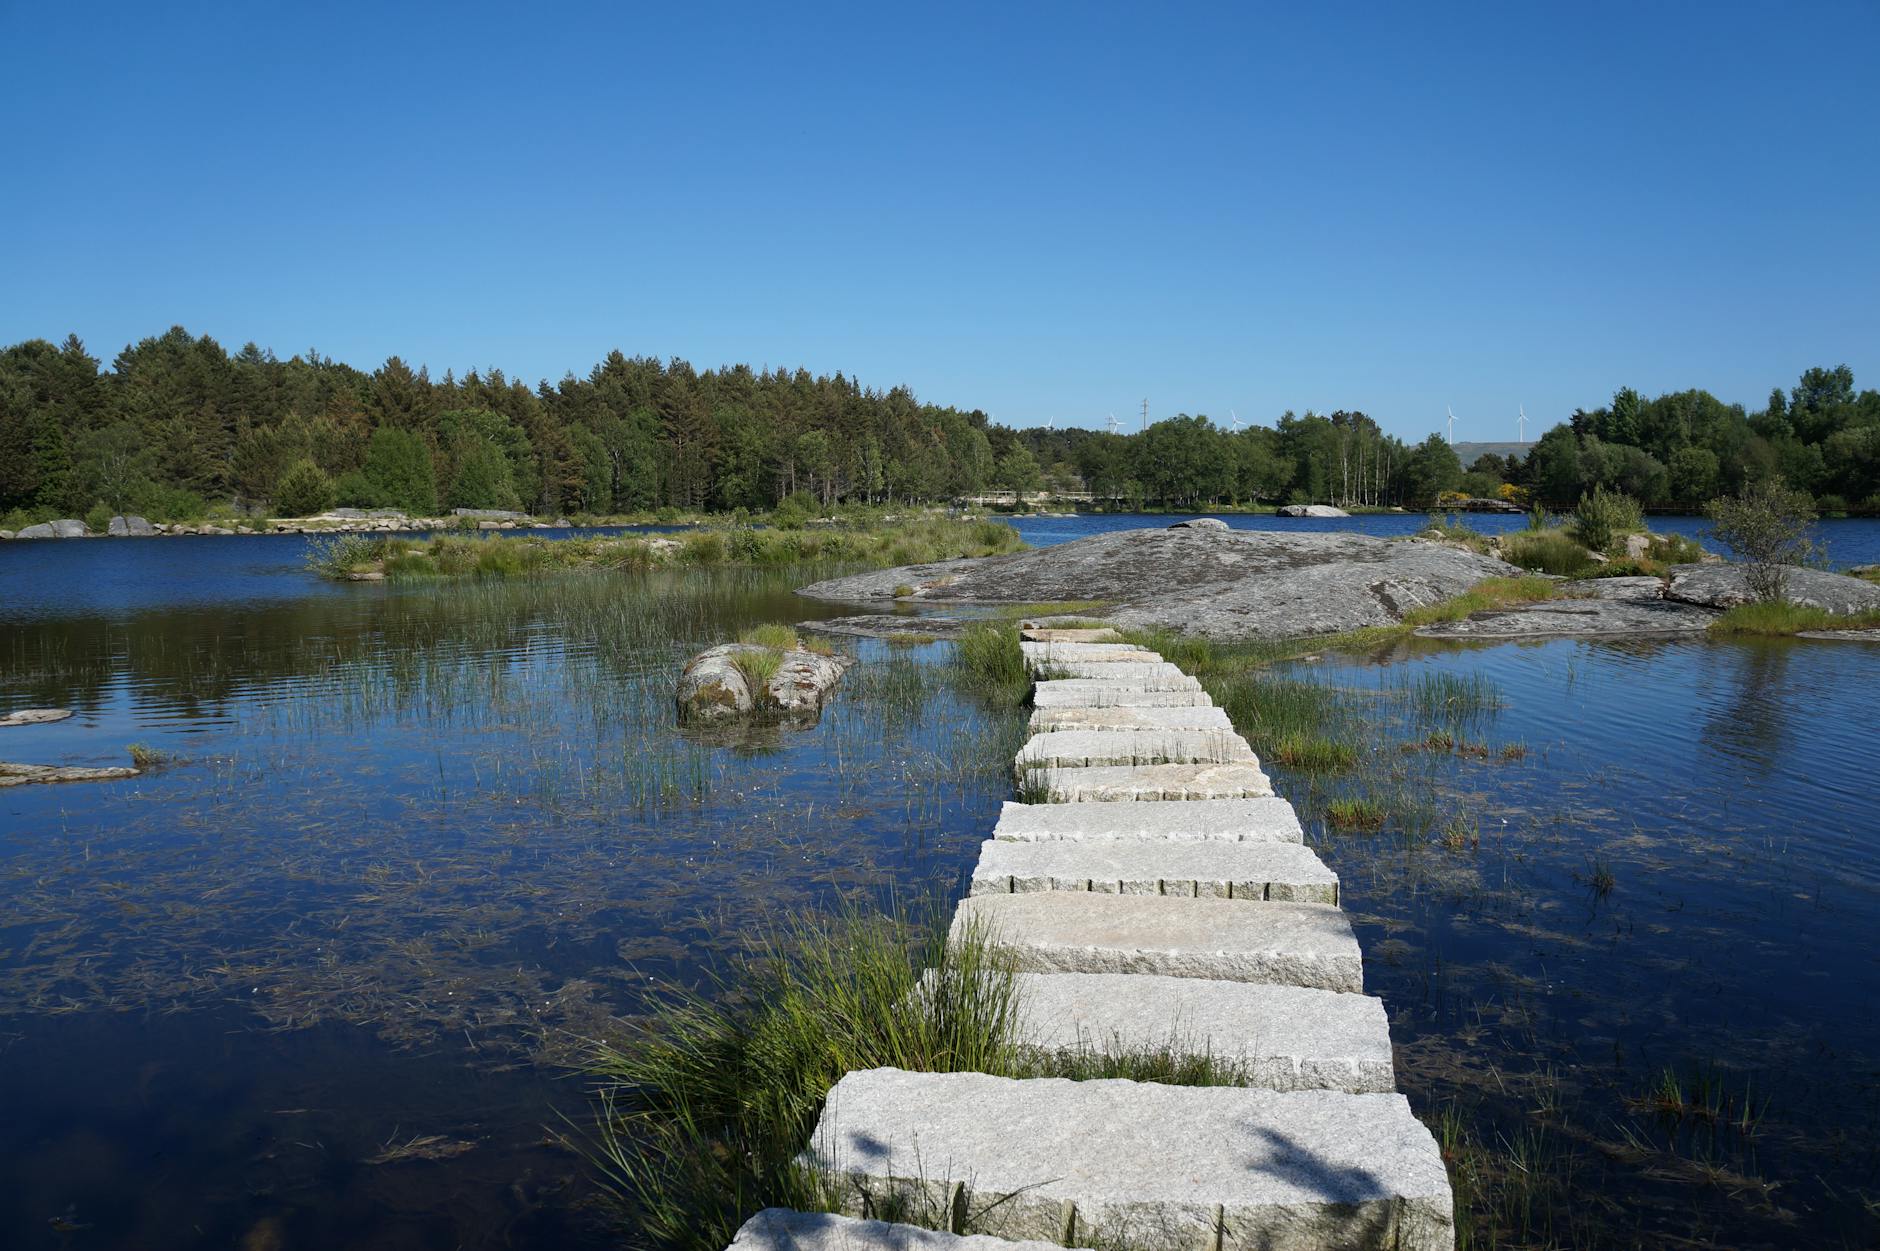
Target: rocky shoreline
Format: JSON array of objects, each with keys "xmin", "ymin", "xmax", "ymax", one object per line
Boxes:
[
  {"xmin": 797, "ymin": 520, "xmax": 1880, "ymax": 642},
  {"xmin": 0, "ymin": 508, "xmax": 562, "ymax": 541}
]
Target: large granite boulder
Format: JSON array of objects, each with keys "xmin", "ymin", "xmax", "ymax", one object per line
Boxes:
[
  {"xmin": 798, "ymin": 527, "xmax": 1519, "ymax": 640},
  {"xmin": 1167, "ymin": 518, "xmax": 1229, "ymax": 530},
  {"xmin": 16, "ymin": 519, "xmax": 89, "ymax": 539},
  {"xmin": 1276, "ymin": 504, "xmax": 1350, "ymax": 518},
  {"xmin": 1665, "ymin": 564, "xmax": 1880, "ymax": 615},
  {"xmin": 676, "ymin": 644, "xmax": 853, "ymax": 721},
  {"xmin": 107, "ymin": 514, "xmax": 157, "ymax": 536}
]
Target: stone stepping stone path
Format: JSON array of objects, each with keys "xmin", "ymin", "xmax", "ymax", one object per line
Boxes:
[
  {"xmin": 1027, "ymin": 705, "xmax": 1235, "ymax": 733},
  {"xmin": 1032, "ymin": 762, "xmax": 1275, "ymax": 802},
  {"xmin": 970, "ymin": 837, "xmax": 1338, "ymax": 903},
  {"xmin": 805, "ymin": 1069, "xmax": 1455, "ymax": 1251},
  {"xmin": 729, "ymin": 624, "xmax": 1453, "ymax": 1251},
  {"xmin": 1014, "ymin": 728, "xmax": 1257, "ymax": 771},
  {"xmin": 953, "ymin": 893, "xmax": 1363, "ymax": 990},
  {"xmin": 1007, "ymin": 972, "xmax": 1395, "ymax": 1093},
  {"xmin": 991, "ymin": 796, "xmax": 1304, "ymax": 843}
]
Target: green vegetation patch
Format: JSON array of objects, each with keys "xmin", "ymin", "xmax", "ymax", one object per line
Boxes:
[{"xmin": 1708, "ymin": 601, "xmax": 1880, "ymax": 636}]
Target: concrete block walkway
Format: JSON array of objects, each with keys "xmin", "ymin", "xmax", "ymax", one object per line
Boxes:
[{"xmin": 733, "ymin": 623, "xmax": 1454, "ymax": 1251}]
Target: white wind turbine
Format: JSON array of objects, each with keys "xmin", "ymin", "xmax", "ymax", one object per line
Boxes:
[
  {"xmin": 1106, "ymin": 413, "xmax": 1121, "ymax": 434},
  {"xmin": 1518, "ymin": 404, "xmax": 1528, "ymax": 444},
  {"xmin": 1230, "ymin": 409, "xmax": 1245, "ymax": 432},
  {"xmin": 1446, "ymin": 406, "xmax": 1458, "ymax": 445}
]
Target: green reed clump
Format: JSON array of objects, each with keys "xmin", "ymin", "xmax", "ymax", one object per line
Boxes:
[
  {"xmin": 1205, "ymin": 672, "xmax": 1346, "ymax": 758},
  {"xmin": 1120, "ymin": 626, "xmax": 1213, "ymax": 672},
  {"xmin": 1401, "ymin": 671, "xmax": 1502, "ymax": 727},
  {"xmin": 730, "ymin": 646, "xmax": 784, "ymax": 689},
  {"xmin": 951, "ymin": 622, "xmax": 1028, "ymax": 707},
  {"xmin": 1708, "ymin": 600, "xmax": 1880, "ymax": 636},
  {"xmin": 126, "ymin": 742, "xmax": 168, "ymax": 769},
  {"xmin": 305, "ymin": 533, "xmax": 391, "ymax": 576},
  {"xmin": 1499, "ymin": 529, "xmax": 1598, "ymax": 577},
  {"xmin": 1324, "ymin": 797, "xmax": 1387, "ymax": 831},
  {"xmin": 738, "ymin": 624, "xmax": 801, "ymax": 651},
  {"xmin": 579, "ymin": 901, "xmax": 1023, "ymax": 1251},
  {"xmin": 1273, "ymin": 734, "xmax": 1357, "ymax": 771}
]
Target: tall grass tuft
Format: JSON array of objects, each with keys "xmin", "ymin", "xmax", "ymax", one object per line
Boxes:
[
  {"xmin": 1399, "ymin": 576, "xmax": 1557, "ymax": 628},
  {"xmin": 951, "ymin": 623, "xmax": 1029, "ymax": 707},
  {"xmin": 579, "ymin": 900, "xmax": 1022, "ymax": 1251},
  {"xmin": 738, "ymin": 624, "xmax": 801, "ymax": 651},
  {"xmin": 1499, "ymin": 529, "xmax": 1598, "ymax": 577}
]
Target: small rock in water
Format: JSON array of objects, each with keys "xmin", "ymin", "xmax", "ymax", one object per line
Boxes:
[
  {"xmin": 0, "ymin": 708, "xmax": 74, "ymax": 727},
  {"xmin": 1275, "ymin": 503, "xmax": 1350, "ymax": 518},
  {"xmin": 676, "ymin": 644, "xmax": 853, "ymax": 722},
  {"xmin": 1167, "ymin": 517, "xmax": 1229, "ymax": 530},
  {"xmin": 0, "ymin": 761, "xmax": 140, "ymax": 787}
]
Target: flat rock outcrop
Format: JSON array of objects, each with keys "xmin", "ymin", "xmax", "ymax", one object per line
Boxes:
[
  {"xmin": 0, "ymin": 708, "xmax": 74, "ymax": 727},
  {"xmin": 1665, "ymin": 564, "xmax": 1880, "ymax": 615},
  {"xmin": 798, "ymin": 615, "xmax": 968, "ymax": 640},
  {"xmin": 0, "ymin": 761, "xmax": 139, "ymax": 787},
  {"xmin": 798, "ymin": 527, "xmax": 1517, "ymax": 640},
  {"xmin": 675, "ymin": 644, "xmax": 852, "ymax": 722},
  {"xmin": 1413, "ymin": 596, "xmax": 1716, "ymax": 640},
  {"xmin": 1276, "ymin": 503, "xmax": 1350, "ymax": 517}
]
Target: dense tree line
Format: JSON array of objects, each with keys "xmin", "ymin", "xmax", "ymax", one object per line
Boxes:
[
  {"xmin": 0, "ymin": 328, "xmax": 1007, "ymax": 520},
  {"xmin": 1011, "ymin": 412, "xmax": 1464, "ymax": 509},
  {"xmin": 1493, "ymin": 368, "xmax": 1880, "ymax": 513},
  {"xmin": 3, "ymin": 328, "xmax": 1870, "ymax": 520}
]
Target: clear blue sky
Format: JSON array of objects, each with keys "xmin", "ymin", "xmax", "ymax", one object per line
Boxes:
[{"xmin": 4, "ymin": 1, "xmax": 1876, "ymax": 443}]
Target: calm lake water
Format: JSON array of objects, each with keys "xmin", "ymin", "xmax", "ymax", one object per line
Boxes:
[{"xmin": 2, "ymin": 518, "xmax": 1878, "ymax": 1248}]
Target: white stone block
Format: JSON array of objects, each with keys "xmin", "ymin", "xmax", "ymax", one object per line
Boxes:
[
  {"xmin": 952, "ymin": 893, "xmax": 1363, "ymax": 992},
  {"xmin": 1009, "ymin": 972, "xmax": 1396, "ymax": 1093},
  {"xmin": 1030, "ymin": 681, "xmax": 1215, "ymax": 708},
  {"xmin": 806, "ymin": 1069, "xmax": 1454, "ymax": 1251},
  {"xmin": 1015, "ymin": 729, "xmax": 1256, "ymax": 772},
  {"xmin": 992, "ymin": 798, "xmax": 1304, "ymax": 843},
  {"xmin": 971, "ymin": 838, "xmax": 1335, "ymax": 903},
  {"xmin": 1027, "ymin": 705, "xmax": 1234, "ymax": 734},
  {"xmin": 1034, "ymin": 762, "xmax": 1274, "ymax": 802}
]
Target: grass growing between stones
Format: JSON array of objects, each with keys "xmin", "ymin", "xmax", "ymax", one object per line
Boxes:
[{"xmin": 1398, "ymin": 577, "xmax": 1561, "ymax": 629}]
